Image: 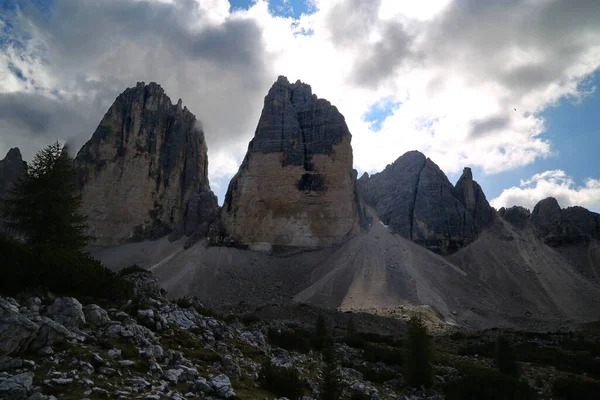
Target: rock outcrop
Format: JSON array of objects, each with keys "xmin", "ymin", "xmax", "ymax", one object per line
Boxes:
[
  {"xmin": 498, "ymin": 206, "xmax": 531, "ymax": 228},
  {"xmin": 75, "ymin": 82, "xmax": 218, "ymax": 246},
  {"xmin": 497, "ymin": 197, "xmax": 600, "ymax": 245},
  {"xmin": 360, "ymin": 151, "xmax": 493, "ymax": 253},
  {"xmin": 529, "ymin": 197, "xmax": 600, "ymax": 246},
  {"xmin": 454, "ymin": 167, "xmax": 494, "ymax": 230},
  {"xmin": 0, "ymin": 148, "xmax": 26, "ymax": 198},
  {"xmin": 219, "ymin": 76, "xmax": 365, "ymax": 251}
]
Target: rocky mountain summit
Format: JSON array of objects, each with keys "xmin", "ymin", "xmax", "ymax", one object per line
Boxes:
[
  {"xmin": 0, "ymin": 148, "xmax": 27, "ymax": 198},
  {"xmin": 359, "ymin": 152, "xmax": 493, "ymax": 254},
  {"xmin": 74, "ymin": 82, "xmax": 218, "ymax": 246},
  {"xmin": 219, "ymin": 76, "xmax": 367, "ymax": 251},
  {"xmin": 499, "ymin": 198, "xmax": 600, "ymax": 246},
  {"xmin": 530, "ymin": 197, "xmax": 600, "ymax": 246}
]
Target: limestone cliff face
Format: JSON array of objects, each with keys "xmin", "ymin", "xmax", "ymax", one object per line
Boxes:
[
  {"xmin": 220, "ymin": 76, "xmax": 365, "ymax": 250},
  {"xmin": 75, "ymin": 82, "xmax": 218, "ymax": 246},
  {"xmin": 360, "ymin": 151, "xmax": 493, "ymax": 253},
  {"xmin": 0, "ymin": 148, "xmax": 26, "ymax": 197}
]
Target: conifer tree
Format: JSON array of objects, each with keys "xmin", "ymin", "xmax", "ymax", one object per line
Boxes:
[
  {"xmin": 1, "ymin": 141, "xmax": 90, "ymax": 251},
  {"xmin": 495, "ymin": 335, "xmax": 520, "ymax": 377}
]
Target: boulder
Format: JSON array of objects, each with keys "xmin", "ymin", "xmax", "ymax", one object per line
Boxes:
[
  {"xmin": 83, "ymin": 304, "xmax": 110, "ymax": 328},
  {"xmin": 28, "ymin": 317, "xmax": 79, "ymax": 351},
  {"xmin": 122, "ymin": 272, "xmax": 163, "ymax": 300},
  {"xmin": 0, "ymin": 356, "xmax": 23, "ymax": 372},
  {"xmin": 0, "ymin": 299, "xmax": 38, "ymax": 355},
  {"xmin": 46, "ymin": 298, "xmax": 85, "ymax": 330},
  {"xmin": 0, "ymin": 372, "xmax": 34, "ymax": 399},
  {"xmin": 211, "ymin": 374, "xmax": 236, "ymax": 399}
]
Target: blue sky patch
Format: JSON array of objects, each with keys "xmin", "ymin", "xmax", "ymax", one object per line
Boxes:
[
  {"xmin": 475, "ymin": 70, "xmax": 600, "ymax": 202},
  {"xmin": 229, "ymin": 0, "xmax": 314, "ymax": 19},
  {"xmin": 8, "ymin": 62, "xmax": 26, "ymax": 81},
  {"xmin": 363, "ymin": 98, "xmax": 402, "ymax": 132}
]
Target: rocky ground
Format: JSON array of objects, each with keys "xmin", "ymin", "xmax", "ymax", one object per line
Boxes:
[{"xmin": 1, "ymin": 269, "xmax": 599, "ymax": 400}]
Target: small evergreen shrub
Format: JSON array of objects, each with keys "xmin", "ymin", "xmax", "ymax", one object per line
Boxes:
[
  {"xmin": 349, "ymin": 391, "xmax": 371, "ymax": 400},
  {"xmin": 175, "ymin": 297, "xmax": 194, "ymax": 309},
  {"xmin": 341, "ymin": 334, "xmax": 367, "ymax": 349},
  {"xmin": 552, "ymin": 376, "xmax": 600, "ymax": 400},
  {"xmin": 444, "ymin": 365, "xmax": 537, "ymax": 400},
  {"xmin": 320, "ymin": 361, "xmax": 341, "ymax": 400},
  {"xmin": 312, "ymin": 313, "xmax": 329, "ymax": 350},
  {"xmin": 268, "ymin": 327, "xmax": 312, "ymax": 353},
  {"xmin": 241, "ymin": 313, "xmax": 261, "ymax": 326},
  {"xmin": 0, "ymin": 237, "xmax": 132, "ymax": 302},
  {"xmin": 535, "ymin": 375, "xmax": 544, "ymax": 388},
  {"xmin": 495, "ymin": 335, "xmax": 520, "ymax": 377},
  {"xmin": 118, "ymin": 264, "xmax": 150, "ymax": 277},
  {"xmin": 363, "ymin": 342, "xmax": 403, "ymax": 365},
  {"xmin": 259, "ymin": 361, "xmax": 305, "ymax": 399},
  {"xmin": 404, "ymin": 315, "xmax": 433, "ymax": 388},
  {"xmin": 458, "ymin": 341, "xmax": 495, "ymax": 357}
]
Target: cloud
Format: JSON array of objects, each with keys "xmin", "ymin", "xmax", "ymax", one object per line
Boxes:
[
  {"xmin": 490, "ymin": 170, "xmax": 600, "ymax": 213},
  {"xmin": 469, "ymin": 115, "xmax": 510, "ymax": 138},
  {"xmin": 352, "ymin": 21, "xmax": 415, "ymax": 88},
  {"xmin": 0, "ymin": 0, "xmax": 274, "ymax": 183},
  {"xmin": 1, "ymin": 0, "xmax": 600, "ymax": 205}
]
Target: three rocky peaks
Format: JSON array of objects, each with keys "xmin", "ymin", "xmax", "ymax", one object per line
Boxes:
[{"xmin": 1, "ymin": 76, "xmax": 599, "ymax": 253}]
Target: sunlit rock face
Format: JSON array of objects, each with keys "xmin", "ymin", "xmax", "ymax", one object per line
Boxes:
[
  {"xmin": 75, "ymin": 82, "xmax": 217, "ymax": 246},
  {"xmin": 220, "ymin": 76, "xmax": 366, "ymax": 251}
]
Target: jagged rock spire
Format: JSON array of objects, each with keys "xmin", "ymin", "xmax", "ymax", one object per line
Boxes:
[
  {"xmin": 219, "ymin": 76, "xmax": 366, "ymax": 251},
  {"xmin": 74, "ymin": 82, "xmax": 218, "ymax": 246}
]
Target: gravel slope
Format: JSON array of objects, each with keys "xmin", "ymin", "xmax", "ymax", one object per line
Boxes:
[{"xmin": 93, "ymin": 210, "xmax": 600, "ymax": 330}]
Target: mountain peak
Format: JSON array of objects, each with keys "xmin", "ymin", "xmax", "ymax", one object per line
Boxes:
[
  {"xmin": 4, "ymin": 147, "xmax": 23, "ymax": 162},
  {"xmin": 361, "ymin": 152, "xmax": 493, "ymax": 253},
  {"xmin": 0, "ymin": 147, "xmax": 27, "ymax": 199},
  {"xmin": 460, "ymin": 167, "xmax": 473, "ymax": 180},
  {"xmin": 220, "ymin": 77, "xmax": 364, "ymax": 250},
  {"xmin": 74, "ymin": 82, "xmax": 217, "ymax": 246},
  {"xmin": 532, "ymin": 197, "xmax": 561, "ymax": 215}
]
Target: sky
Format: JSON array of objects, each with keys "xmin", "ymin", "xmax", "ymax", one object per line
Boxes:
[{"xmin": 1, "ymin": 0, "xmax": 599, "ymax": 212}]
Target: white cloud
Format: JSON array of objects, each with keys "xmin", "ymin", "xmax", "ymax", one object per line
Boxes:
[
  {"xmin": 490, "ymin": 170, "xmax": 600, "ymax": 212},
  {"xmin": 1, "ymin": 0, "xmax": 600, "ymax": 205}
]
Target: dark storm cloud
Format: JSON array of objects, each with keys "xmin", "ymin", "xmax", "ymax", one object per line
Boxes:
[
  {"xmin": 423, "ymin": 0, "xmax": 600, "ymax": 95},
  {"xmin": 4, "ymin": 0, "xmax": 275, "ymax": 161},
  {"xmin": 337, "ymin": 0, "xmax": 600, "ymax": 94},
  {"xmin": 0, "ymin": 90, "xmax": 107, "ymax": 160},
  {"xmin": 23, "ymin": 0, "xmax": 266, "ymax": 73},
  {"xmin": 352, "ymin": 22, "xmax": 415, "ymax": 88},
  {"xmin": 325, "ymin": 0, "xmax": 416, "ymax": 88},
  {"xmin": 327, "ymin": 0, "xmax": 383, "ymax": 47},
  {"xmin": 469, "ymin": 115, "xmax": 510, "ymax": 138}
]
